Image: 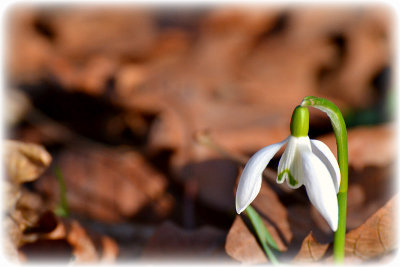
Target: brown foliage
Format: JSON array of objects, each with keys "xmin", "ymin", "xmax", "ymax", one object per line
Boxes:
[
  {"xmin": 19, "ymin": 212, "xmax": 119, "ymax": 263},
  {"xmin": 293, "ymin": 194, "xmax": 398, "ymax": 263},
  {"xmin": 319, "ymin": 124, "xmax": 396, "ymax": 170},
  {"xmin": 141, "ymin": 221, "xmax": 228, "ymax": 261},
  {"xmin": 4, "ymin": 140, "xmax": 52, "ymax": 184},
  {"xmin": 36, "ymin": 146, "xmax": 170, "ymax": 222},
  {"xmin": 293, "ymin": 232, "xmax": 329, "ymax": 262},
  {"xmin": 345, "ymin": 194, "xmax": 397, "ymax": 261},
  {"xmin": 225, "ymin": 181, "xmax": 291, "ymax": 263},
  {"xmin": 4, "ymin": 4, "xmax": 395, "ymax": 264}
]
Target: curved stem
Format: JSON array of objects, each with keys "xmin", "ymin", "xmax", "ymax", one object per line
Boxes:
[{"xmin": 301, "ymin": 96, "xmax": 348, "ymax": 263}]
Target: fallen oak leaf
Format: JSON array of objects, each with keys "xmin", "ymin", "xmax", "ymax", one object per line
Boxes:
[
  {"xmin": 4, "ymin": 188, "xmax": 50, "ymax": 263},
  {"xmin": 36, "ymin": 146, "xmax": 168, "ymax": 222},
  {"xmin": 311, "ymin": 165, "xmax": 395, "ymax": 232},
  {"xmin": 316, "ymin": 7, "xmax": 390, "ymax": 109},
  {"xmin": 99, "ymin": 236, "xmax": 119, "ymax": 263},
  {"xmin": 225, "ymin": 181, "xmax": 291, "ymax": 263},
  {"xmin": 3, "ymin": 140, "xmax": 52, "ymax": 261},
  {"xmin": 225, "ymin": 215, "xmax": 287, "ymax": 264},
  {"xmin": 66, "ymin": 220, "xmax": 98, "ymax": 263},
  {"xmin": 6, "ymin": 8, "xmax": 57, "ymax": 84},
  {"xmin": 3, "ymin": 140, "xmax": 52, "ymax": 184},
  {"xmin": 18, "ymin": 239, "xmax": 73, "ymax": 262},
  {"xmin": 345, "ymin": 194, "xmax": 397, "ymax": 261},
  {"xmin": 251, "ymin": 181, "xmax": 292, "ymax": 247},
  {"xmin": 5, "ymin": 88, "xmax": 31, "ymax": 127},
  {"xmin": 293, "ymin": 194, "xmax": 398, "ymax": 263},
  {"xmin": 293, "ymin": 232, "xmax": 330, "ymax": 262},
  {"xmin": 19, "ymin": 212, "xmax": 119, "ymax": 263},
  {"xmin": 225, "ymin": 216, "xmax": 268, "ymax": 264},
  {"xmin": 3, "ymin": 215, "xmax": 23, "ymax": 260},
  {"xmin": 181, "ymin": 158, "xmax": 238, "ymax": 213},
  {"xmin": 53, "ymin": 219, "xmax": 119, "ymax": 263},
  {"xmin": 141, "ymin": 221, "xmax": 228, "ymax": 261},
  {"xmin": 23, "ymin": 210, "xmax": 58, "ymax": 235},
  {"xmin": 3, "ymin": 180, "xmax": 21, "ymax": 213}
]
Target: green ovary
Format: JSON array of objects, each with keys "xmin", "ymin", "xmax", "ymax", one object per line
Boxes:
[{"xmin": 290, "ymin": 105, "xmax": 309, "ymax": 137}]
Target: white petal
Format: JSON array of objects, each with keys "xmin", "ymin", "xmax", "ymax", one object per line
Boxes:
[
  {"xmin": 235, "ymin": 138, "xmax": 288, "ymax": 214},
  {"xmin": 278, "ymin": 136, "xmax": 311, "ymax": 188},
  {"xmin": 277, "ymin": 137, "xmax": 297, "ymax": 183},
  {"xmin": 287, "ymin": 152, "xmax": 303, "ymax": 189},
  {"xmin": 301, "ymin": 151, "xmax": 338, "ymax": 231},
  {"xmin": 310, "ymin": 139, "xmax": 341, "ymax": 193}
]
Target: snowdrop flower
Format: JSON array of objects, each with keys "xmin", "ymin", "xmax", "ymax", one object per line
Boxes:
[{"xmin": 235, "ymin": 106, "xmax": 340, "ymax": 231}]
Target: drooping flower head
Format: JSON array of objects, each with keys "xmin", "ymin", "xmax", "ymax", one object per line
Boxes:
[{"xmin": 235, "ymin": 106, "xmax": 340, "ymax": 231}]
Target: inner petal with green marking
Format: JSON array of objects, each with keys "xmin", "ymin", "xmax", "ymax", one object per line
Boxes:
[{"xmin": 277, "ymin": 169, "xmax": 298, "ymax": 187}]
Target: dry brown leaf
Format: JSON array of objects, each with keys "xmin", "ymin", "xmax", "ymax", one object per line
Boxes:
[
  {"xmin": 6, "ymin": 8, "xmax": 57, "ymax": 84},
  {"xmin": 51, "ymin": 55, "xmax": 117, "ymax": 96},
  {"xmin": 4, "ymin": 187, "xmax": 49, "ymax": 263},
  {"xmin": 311, "ymin": 182, "xmax": 376, "ymax": 232},
  {"xmin": 141, "ymin": 221, "xmax": 228, "ymax": 261},
  {"xmin": 23, "ymin": 210, "xmax": 58, "ymax": 236},
  {"xmin": 99, "ymin": 236, "xmax": 119, "ymax": 263},
  {"xmin": 318, "ymin": 124, "xmax": 395, "ymax": 170},
  {"xmin": 293, "ymin": 194, "xmax": 398, "ymax": 263},
  {"xmin": 347, "ymin": 165, "xmax": 395, "ymax": 230},
  {"xmin": 4, "ymin": 180, "xmax": 21, "ymax": 212},
  {"xmin": 36, "ymin": 146, "xmax": 168, "ymax": 222},
  {"xmin": 287, "ymin": 204, "xmax": 327, "ymax": 244},
  {"xmin": 317, "ymin": 7, "xmax": 391, "ymax": 108},
  {"xmin": 18, "ymin": 211, "xmax": 119, "ymax": 263},
  {"xmin": 225, "ymin": 181, "xmax": 291, "ymax": 263},
  {"xmin": 3, "ymin": 140, "xmax": 52, "ymax": 184},
  {"xmin": 5, "ymin": 89, "xmax": 31, "ymax": 127},
  {"xmin": 110, "ymin": 8, "xmax": 346, "ymax": 185},
  {"xmin": 18, "ymin": 239, "xmax": 73, "ymax": 262},
  {"xmin": 293, "ymin": 232, "xmax": 329, "ymax": 262},
  {"xmin": 137, "ymin": 192, "xmax": 176, "ymax": 223},
  {"xmin": 194, "ymin": 8, "xmax": 280, "ymax": 90},
  {"xmin": 225, "ymin": 216, "xmax": 268, "ymax": 264},
  {"xmin": 181, "ymin": 159, "xmax": 238, "ymax": 212},
  {"xmin": 51, "ymin": 8, "xmax": 156, "ymax": 61},
  {"xmin": 114, "ymin": 63, "xmax": 150, "ymax": 98},
  {"xmin": 60, "ymin": 219, "xmax": 119, "ymax": 263},
  {"xmin": 5, "ymin": 6, "xmax": 393, "ymax": 265},
  {"xmin": 252, "ymin": 181, "xmax": 293, "ymax": 245},
  {"xmin": 66, "ymin": 220, "xmax": 98, "ymax": 262},
  {"xmin": 147, "ymin": 108, "xmax": 187, "ymax": 154},
  {"xmin": 345, "ymin": 194, "xmax": 397, "ymax": 261},
  {"xmin": 3, "ymin": 215, "xmax": 22, "ymax": 260},
  {"xmin": 7, "ymin": 7, "xmax": 157, "ymax": 89}
]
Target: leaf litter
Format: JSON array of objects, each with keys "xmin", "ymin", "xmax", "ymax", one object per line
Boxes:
[{"xmin": 4, "ymin": 4, "xmax": 396, "ymax": 264}]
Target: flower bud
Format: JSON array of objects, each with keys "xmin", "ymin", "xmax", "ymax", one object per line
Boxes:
[{"xmin": 290, "ymin": 105, "xmax": 309, "ymax": 137}]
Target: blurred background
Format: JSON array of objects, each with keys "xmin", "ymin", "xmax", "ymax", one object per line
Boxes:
[{"xmin": 3, "ymin": 3, "xmax": 397, "ymax": 264}]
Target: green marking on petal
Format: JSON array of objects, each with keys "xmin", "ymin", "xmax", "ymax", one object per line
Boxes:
[
  {"xmin": 277, "ymin": 170, "xmax": 286, "ymax": 182},
  {"xmin": 288, "ymin": 172, "xmax": 298, "ymax": 186},
  {"xmin": 277, "ymin": 169, "xmax": 298, "ymax": 186}
]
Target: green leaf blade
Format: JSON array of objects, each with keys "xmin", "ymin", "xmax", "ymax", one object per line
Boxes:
[{"xmin": 245, "ymin": 205, "xmax": 280, "ymax": 264}]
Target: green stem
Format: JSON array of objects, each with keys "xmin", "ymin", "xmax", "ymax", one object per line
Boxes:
[
  {"xmin": 334, "ymin": 192, "xmax": 347, "ymax": 261},
  {"xmin": 54, "ymin": 166, "xmax": 69, "ymax": 217},
  {"xmin": 301, "ymin": 96, "xmax": 348, "ymax": 263}
]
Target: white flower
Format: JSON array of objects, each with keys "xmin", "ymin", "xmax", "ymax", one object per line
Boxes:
[{"xmin": 235, "ymin": 135, "xmax": 340, "ymax": 232}]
